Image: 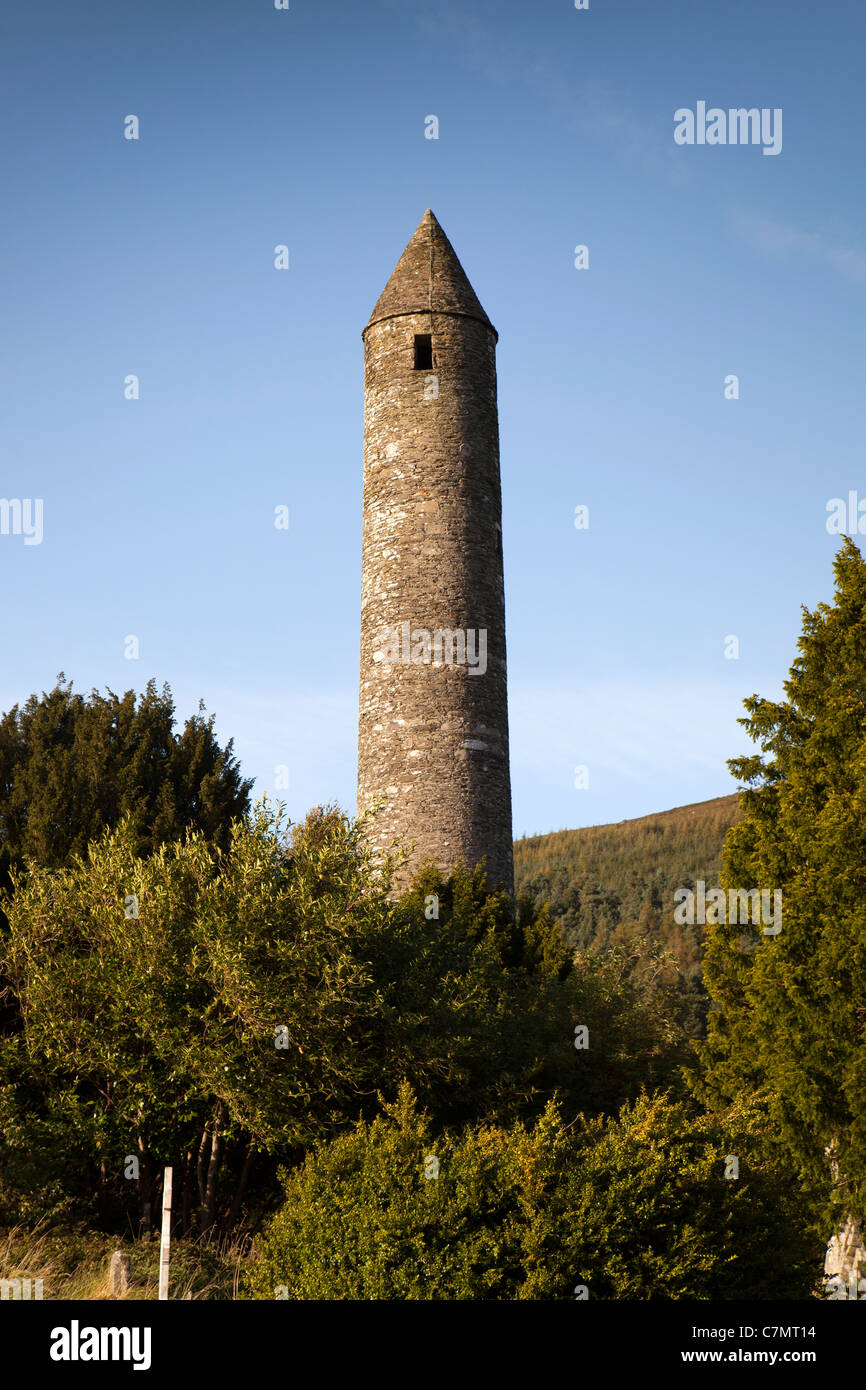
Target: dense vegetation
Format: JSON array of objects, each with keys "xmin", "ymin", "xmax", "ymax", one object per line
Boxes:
[
  {"xmin": 0, "ymin": 804, "xmax": 690, "ymax": 1242},
  {"xmin": 245, "ymin": 1084, "xmax": 822, "ymax": 1301},
  {"xmin": 0, "ymin": 675, "xmax": 251, "ymax": 880},
  {"xmin": 0, "ymin": 675, "xmax": 253, "ymax": 1082},
  {"xmin": 692, "ymin": 537, "xmax": 866, "ymax": 1237},
  {"xmin": 5, "ymin": 530, "xmax": 866, "ymax": 1305},
  {"xmin": 515, "ymin": 795, "xmax": 741, "ymax": 1036},
  {"xmin": 514, "ymin": 794, "xmax": 741, "ymax": 952}
]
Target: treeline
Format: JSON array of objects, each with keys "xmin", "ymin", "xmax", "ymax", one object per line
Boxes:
[
  {"xmin": 514, "ymin": 795, "xmax": 741, "ymax": 1035},
  {"xmin": 6, "ymin": 597, "xmax": 865, "ymax": 1301},
  {"xmin": 0, "ymin": 679, "xmax": 711, "ymax": 1274}
]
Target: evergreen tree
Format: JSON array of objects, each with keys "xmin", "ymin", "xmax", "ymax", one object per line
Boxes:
[
  {"xmin": 0, "ymin": 675, "xmax": 252, "ymax": 875},
  {"xmin": 692, "ymin": 538, "xmax": 866, "ymax": 1231},
  {"xmin": 244, "ymin": 1084, "xmax": 823, "ymax": 1301},
  {"xmin": 0, "ymin": 675, "xmax": 252, "ymax": 1045}
]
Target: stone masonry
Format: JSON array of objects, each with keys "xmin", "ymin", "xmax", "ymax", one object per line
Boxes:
[{"xmin": 357, "ymin": 210, "xmax": 514, "ymax": 891}]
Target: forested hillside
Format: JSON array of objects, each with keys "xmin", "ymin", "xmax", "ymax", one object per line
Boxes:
[{"xmin": 514, "ymin": 794, "xmax": 742, "ymax": 1031}]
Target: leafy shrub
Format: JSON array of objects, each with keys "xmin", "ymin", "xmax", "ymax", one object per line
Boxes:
[{"xmin": 244, "ymin": 1084, "xmax": 824, "ymax": 1301}]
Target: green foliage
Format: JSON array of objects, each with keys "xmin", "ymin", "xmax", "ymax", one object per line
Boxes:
[
  {"xmin": 395, "ymin": 858, "xmax": 573, "ymax": 978},
  {"xmin": 514, "ymin": 795, "xmax": 741, "ymax": 1036},
  {"xmin": 0, "ymin": 675, "xmax": 252, "ymax": 876},
  {"xmin": 391, "ymin": 861, "xmax": 693, "ymax": 1122},
  {"xmin": 0, "ymin": 802, "xmax": 691, "ymax": 1232},
  {"xmin": 244, "ymin": 1084, "xmax": 824, "ymax": 1301},
  {"xmin": 693, "ymin": 538, "xmax": 866, "ymax": 1229},
  {"xmin": 0, "ymin": 805, "xmax": 409, "ymax": 1228}
]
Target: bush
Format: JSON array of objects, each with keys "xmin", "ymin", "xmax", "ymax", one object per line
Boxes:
[
  {"xmin": 244, "ymin": 1083, "xmax": 825, "ymax": 1301},
  {"xmin": 0, "ymin": 801, "xmax": 695, "ymax": 1232}
]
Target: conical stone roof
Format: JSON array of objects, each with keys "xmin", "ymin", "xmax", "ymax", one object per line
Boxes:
[{"xmin": 364, "ymin": 209, "xmax": 496, "ymax": 338}]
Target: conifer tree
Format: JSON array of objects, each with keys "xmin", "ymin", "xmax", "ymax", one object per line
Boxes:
[
  {"xmin": 693, "ymin": 538, "xmax": 866, "ymax": 1231},
  {"xmin": 0, "ymin": 675, "xmax": 252, "ymax": 875},
  {"xmin": 0, "ymin": 676, "xmax": 252, "ymax": 1041}
]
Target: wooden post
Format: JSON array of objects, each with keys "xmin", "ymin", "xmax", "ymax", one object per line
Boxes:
[{"xmin": 158, "ymin": 1166, "xmax": 173, "ymax": 1301}]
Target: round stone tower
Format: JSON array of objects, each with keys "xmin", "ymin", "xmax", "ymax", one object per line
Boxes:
[{"xmin": 358, "ymin": 209, "xmax": 513, "ymax": 892}]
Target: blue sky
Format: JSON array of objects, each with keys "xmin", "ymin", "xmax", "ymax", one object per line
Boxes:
[{"xmin": 1, "ymin": 0, "xmax": 863, "ymax": 837}]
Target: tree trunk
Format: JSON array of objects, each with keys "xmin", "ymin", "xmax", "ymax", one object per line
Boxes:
[
  {"xmin": 224, "ymin": 1143, "xmax": 254, "ymax": 1236},
  {"xmin": 195, "ymin": 1125, "xmax": 210, "ymax": 1217},
  {"xmin": 139, "ymin": 1139, "xmax": 153, "ymax": 1236},
  {"xmin": 202, "ymin": 1102, "xmax": 225, "ymax": 1236},
  {"xmin": 182, "ymin": 1149, "xmax": 194, "ymax": 1237}
]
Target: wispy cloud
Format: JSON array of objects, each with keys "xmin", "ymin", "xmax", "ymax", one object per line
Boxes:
[
  {"xmin": 729, "ymin": 208, "xmax": 866, "ymax": 285},
  {"xmin": 385, "ymin": 0, "xmax": 688, "ymax": 184},
  {"xmin": 507, "ymin": 676, "xmax": 774, "ymax": 835},
  {"xmin": 508, "ymin": 677, "xmax": 763, "ymax": 786},
  {"xmin": 177, "ymin": 674, "xmax": 770, "ymax": 839}
]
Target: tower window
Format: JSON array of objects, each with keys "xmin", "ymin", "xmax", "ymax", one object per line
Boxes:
[{"xmin": 413, "ymin": 334, "xmax": 433, "ymax": 370}]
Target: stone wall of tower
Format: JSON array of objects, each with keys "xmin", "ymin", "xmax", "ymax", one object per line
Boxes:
[{"xmin": 358, "ymin": 306, "xmax": 514, "ymax": 891}]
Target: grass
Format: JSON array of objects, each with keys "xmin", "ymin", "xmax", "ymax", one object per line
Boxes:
[{"xmin": 0, "ymin": 1222, "xmax": 251, "ymax": 1300}]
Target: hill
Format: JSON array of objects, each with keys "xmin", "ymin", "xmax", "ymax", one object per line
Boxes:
[{"xmin": 514, "ymin": 794, "xmax": 742, "ymax": 1032}]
